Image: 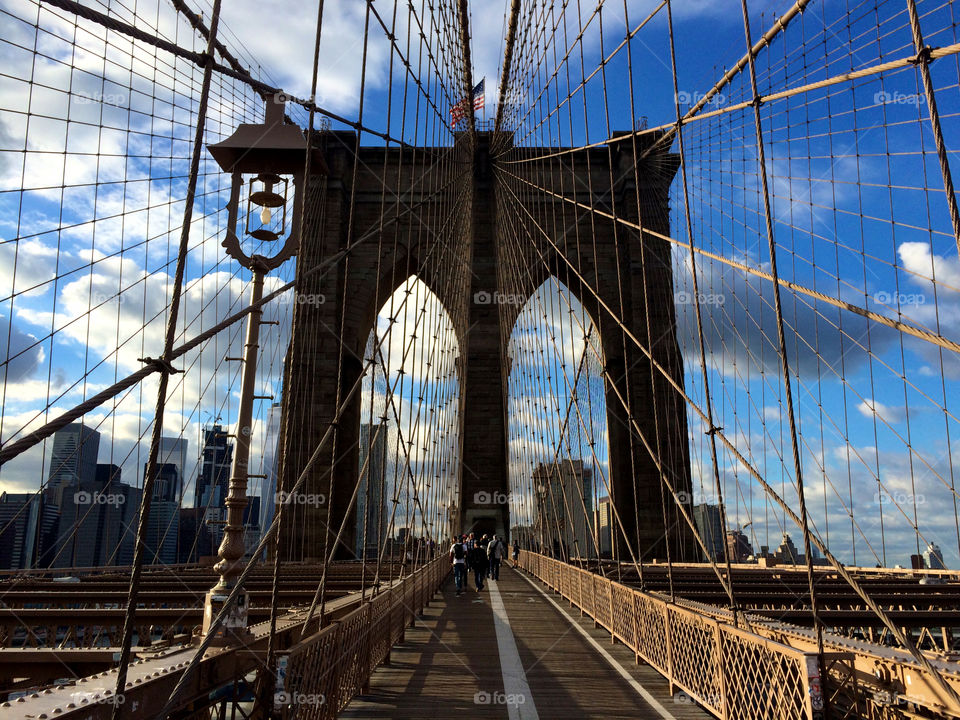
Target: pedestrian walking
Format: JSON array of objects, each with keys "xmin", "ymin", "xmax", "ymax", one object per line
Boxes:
[
  {"xmin": 469, "ymin": 537, "xmax": 488, "ymax": 591},
  {"xmin": 449, "ymin": 535, "xmax": 467, "ymax": 595},
  {"xmin": 511, "ymin": 542, "xmax": 520, "ymax": 568},
  {"xmin": 487, "ymin": 535, "xmax": 504, "ymax": 580}
]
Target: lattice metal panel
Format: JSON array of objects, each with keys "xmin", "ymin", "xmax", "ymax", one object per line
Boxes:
[
  {"xmin": 582, "ymin": 573, "xmax": 597, "ymax": 617},
  {"xmin": 635, "ymin": 592, "xmax": 670, "ymax": 674},
  {"xmin": 720, "ymin": 627, "xmax": 810, "ymax": 720},
  {"xmin": 593, "ymin": 575, "xmax": 613, "ymax": 631},
  {"xmin": 280, "ymin": 558, "xmax": 446, "ymax": 720},
  {"xmin": 611, "ymin": 583, "xmax": 637, "ymax": 648},
  {"xmin": 666, "ymin": 607, "xmax": 723, "ymax": 715}
]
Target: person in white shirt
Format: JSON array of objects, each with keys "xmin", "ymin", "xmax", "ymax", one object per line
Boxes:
[
  {"xmin": 487, "ymin": 535, "xmax": 504, "ymax": 580},
  {"xmin": 449, "ymin": 535, "xmax": 468, "ymax": 595}
]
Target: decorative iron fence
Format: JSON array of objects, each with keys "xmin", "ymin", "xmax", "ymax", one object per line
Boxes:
[
  {"xmin": 275, "ymin": 557, "xmax": 448, "ymax": 719},
  {"xmin": 516, "ymin": 550, "xmax": 822, "ymax": 720}
]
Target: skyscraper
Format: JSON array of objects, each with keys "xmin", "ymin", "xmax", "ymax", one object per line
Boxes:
[
  {"xmin": 195, "ymin": 425, "xmax": 233, "ymax": 509},
  {"xmin": 260, "ymin": 403, "xmax": 283, "ymax": 539},
  {"xmin": 924, "ymin": 542, "xmax": 946, "ymax": 569},
  {"xmin": 47, "ymin": 423, "xmax": 100, "ymax": 488},
  {"xmin": 533, "ymin": 459, "xmax": 594, "ymax": 559},
  {"xmin": 49, "ymin": 464, "xmax": 137, "ymax": 568},
  {"xmin": 178, "ymin": 507, "xmax": 213, "ymax": 563},
  {"xmin": 692, "ymin": 504, "xmax": 725, "ymax": 561},
  {"xmin": 137, "ymin": 437, "xmax": 188, "ymax": 567},
  {"xmin": 726, "ymin": 529, "xmax": 754, "ymax": 563},
  {"xmin": 0, "ymin": 492, "xmax": 58, "ymax": 569},
  {"xmin": 145, "ymin": 463, "xmax": 181, "ymax": 503},
  {"xmin": 156, "ymin": 436, "xmax": 188, "ymax": 498},
  {"xmin": 774, "ymin": 533, "xmax": 800, "ymax": 564},
  {"xmin": 593, "ymin": 496, "xmax": 613, "ymax": 557},
  {"xmin": 145, "ymin": 500, "xmax": 179, "ymax": 565},
  {"xmin": 355, "ymin": 423, "xmax": 388, "ymax": 558}
]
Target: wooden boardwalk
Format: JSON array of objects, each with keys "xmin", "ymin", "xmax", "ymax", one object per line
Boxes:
[{"xmin": 341, "ymin": 565, "xmax": 713, "ymax": 719}]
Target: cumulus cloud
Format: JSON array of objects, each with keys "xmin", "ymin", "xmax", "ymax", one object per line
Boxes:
[
  {"xmin": 673, "ymin": 247, "xmax": 899, "ymax": 380},
  {"xmin": 220, "ymin": 0, "xmax": 401, "ymax": 114},
  {"xmin": 898, "ymin": 241, "xmax": 960, "ymax": 291},
  {"xmin": 856, "ymin": 398, "xmax": 905, "ymax": 425}
]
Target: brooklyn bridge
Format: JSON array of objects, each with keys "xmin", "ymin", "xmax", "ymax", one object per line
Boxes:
[{"xmin": 0, "ymin": 0, "xmax": 959, "ymax": 717}]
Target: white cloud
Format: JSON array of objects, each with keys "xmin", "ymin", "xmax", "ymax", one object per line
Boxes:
[
  {"xmin": 856, "ymin": 398, "xmax": 905, "ymax": 424},
  {"xmin": 898, "ymin": 241, "xmax": 960, "ymax": 291},
  {"xmin": 219, "ymin": 0, "xmax": 399, "ymax": 114}
]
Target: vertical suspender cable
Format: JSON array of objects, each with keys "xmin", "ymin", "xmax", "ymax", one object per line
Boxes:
[
  {"xmin": 261, "ymin": 0, "xmax": 327, "ymax": 709},
  {"xmin": 665, "ymin": 0, "xmax": 740, "ymax": 621},
  {"xmin": 737, "ymin": 0, "xmax": 825, "ymax": 680},
  {"xmin": 905, "ymin": 0, "xmax": 960, "ymax": 257},
  {"xmin": 111, "ymin": 1, "xmax": 223, "ymax": 714}
]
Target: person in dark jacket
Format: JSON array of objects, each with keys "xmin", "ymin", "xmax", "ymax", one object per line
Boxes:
[{"xmin": 469, "ymin": 537, "xmax": 489, "ymax": 591}]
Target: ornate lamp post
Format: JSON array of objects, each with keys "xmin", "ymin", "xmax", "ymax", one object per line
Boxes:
[{"xmin": 201, "ymin": 93, "xmax": 323, "ymax": 641}]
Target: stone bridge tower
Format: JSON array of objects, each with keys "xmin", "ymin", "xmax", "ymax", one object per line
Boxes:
[{"xmin": 275, "ymin": 130, "xmax": 694, "ymax": 563}]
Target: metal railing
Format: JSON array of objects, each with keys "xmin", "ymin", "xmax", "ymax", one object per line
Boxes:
[
  {"xmin": 516, "ymin": 550, "xmax": 823, "ymax": 720},
  {"xmin": 275, "ymin": 556, "xmax": 449, "ymax": 719}
]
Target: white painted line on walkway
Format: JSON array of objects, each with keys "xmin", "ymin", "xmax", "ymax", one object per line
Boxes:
[
  {"xmin": 513, "ymin": 569, "xmax": 679, "ymax": 720},
  {"xmin": 488, "ymin": 579, "xmax": 540, "ymax": 720}
]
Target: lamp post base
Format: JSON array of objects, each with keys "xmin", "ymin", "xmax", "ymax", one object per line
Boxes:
[{"xmin": 198, "ymin": 588, "xmax": 252, "ymax": 645}]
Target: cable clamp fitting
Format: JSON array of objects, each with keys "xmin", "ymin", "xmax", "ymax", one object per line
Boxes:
[
  {"xmin": 910, "ymin": 45, "xmax": 935, "ymax": 66},
  {"xmin": 138, "ymin": 356, "xmax": 182, "ymax": 374},
  {"xmin": 749, "ymin": 95, "xmax": 764, "ymax": 108},
  {"xmin": 706, "ymin": 425, "xmax": 723, "ymax": 436}
]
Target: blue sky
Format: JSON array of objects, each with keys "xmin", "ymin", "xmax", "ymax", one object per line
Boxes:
[{"xmin": 0, "ymin": 0, "xmax": 958, "ymax": 569}]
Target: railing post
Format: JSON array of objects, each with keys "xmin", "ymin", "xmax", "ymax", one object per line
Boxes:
[
  {"xmin": 592, "ymin": 574, "xmax": 600, "ymax": 629},
  {"xmin": 409, "ymin": 577, "xmax": 417, "ymax": 629},
  {"xmin": 578, "ymin": 569, "xmax": 584, "ymax": 617},
  {"xmin": 609, "ymin": 582, "xmax": 616, "ymax": 644},
  {"xmin": 714, "ymin": 622, "xmax": 728, "ymax": 719},
  {"xmin": 398, "ymin": 580, "xmax": 406, "ymax": 644},
  {"xmin": 327, "ymin": 621, "xmax": 345, "ymax": 714},
  {"xmin": 361, "ymin": 601, "xmax": 373, "ymax": 694},
  {"xmin": 631, "ymin": 592, "xmax": 643, "ymax": 664},
  {"xmin": 664, "ymin": 603, "xmax": 675, "ymax": 695}
]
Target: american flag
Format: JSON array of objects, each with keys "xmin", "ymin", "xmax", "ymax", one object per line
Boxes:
[{"xmin": 450, "ymin": 79, "xmax": 484, "ymax": 127}]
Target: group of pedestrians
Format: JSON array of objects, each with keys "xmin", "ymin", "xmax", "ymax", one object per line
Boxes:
[{"xmin": 448, "ymin": 532, "xmax": 507, "ymax": 595}]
